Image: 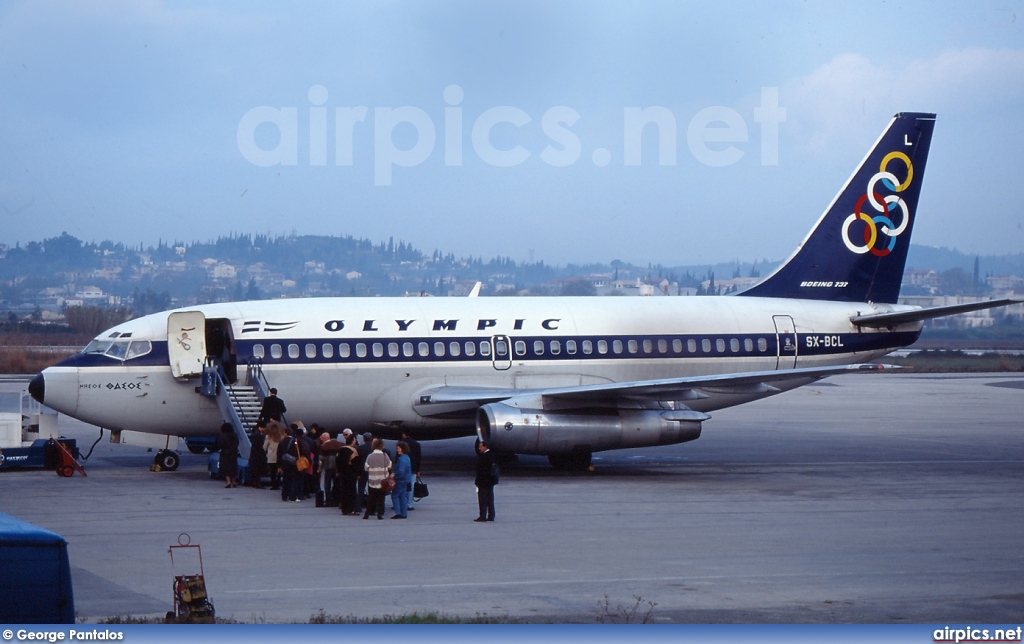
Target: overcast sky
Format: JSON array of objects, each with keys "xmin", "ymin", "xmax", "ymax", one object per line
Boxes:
[{"xmin": 1, "ymin": 1, "xmax": 1022, "ymax": 266}]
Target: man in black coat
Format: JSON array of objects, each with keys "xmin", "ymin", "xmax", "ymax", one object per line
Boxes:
[
  {"xmin": 258, "ymin": 388, "xmax": 287, "ymax": 426},
  {"xmin": 474, "ymin": 440, "xmax": 497, "ymax": 522}
]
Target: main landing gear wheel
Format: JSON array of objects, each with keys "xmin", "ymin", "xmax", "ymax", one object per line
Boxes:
[
  {"xmin": 547, "ymin": 451, "xmax": 592, "ymax": 472},
  {"xmin": 186, "ymin": 444, "xmax": 206, "ymax": 455},
  {"xmin": 155, "ymin": 450, "xmax": 180, "ymax": 471}
]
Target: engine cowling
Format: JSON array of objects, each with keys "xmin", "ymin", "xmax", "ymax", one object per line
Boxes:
[{"xmin": 476, "ymin": 402, "xmax": 704, "ymax": 455}]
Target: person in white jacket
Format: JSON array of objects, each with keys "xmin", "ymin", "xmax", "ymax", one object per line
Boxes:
[{"xmin": 362, "ymin": 438, "xmax": 392, "ymax": 520}]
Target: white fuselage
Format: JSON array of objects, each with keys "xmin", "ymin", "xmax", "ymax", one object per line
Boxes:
[{"xmin": 37, "ymin": 295, "xmax": 920, "ymax": 438}]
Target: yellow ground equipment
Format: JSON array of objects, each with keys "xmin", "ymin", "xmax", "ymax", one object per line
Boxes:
[{"xmin": 168, "ymin": 533, "xmax": 215, "ymax": 623}]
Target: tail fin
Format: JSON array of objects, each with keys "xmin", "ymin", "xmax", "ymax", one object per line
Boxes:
[{"xmin": 740, "ymin": 112, "xmax": 936, "ymax": 304}]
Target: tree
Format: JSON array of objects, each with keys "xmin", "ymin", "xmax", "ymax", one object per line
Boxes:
[
  {"xmin": 63, "ymin": 306, "xmax": 132, "ymax": 335},
  {"xmin": 245, "ymin": 278, "xmax": 260, "ymax": 300},
  {"xmin": 560, "ymin": 280, "xmax": 597, "ymax": 296},
  {"xmin": 131, "ymin": 289, "xmax": 171, "ymax": 316},
  {"xmin": 937, "ymin": 268, "xmax": 973, "ymax": 295}
]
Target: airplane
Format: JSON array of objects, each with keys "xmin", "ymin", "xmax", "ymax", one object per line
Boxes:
[{"xmin": 27, "ymin": 112, "xmax": 1019, "ymax": 471}]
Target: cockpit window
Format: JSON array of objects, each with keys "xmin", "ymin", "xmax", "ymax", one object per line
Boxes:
[
  {"xmin": 83, "ymin": 340, "xmax": 113, "ymax": 355},
  {"xmin": 126, "ymin": 340, "xmax": 152, "ymax": 360},
  {"xmin": 83, "ymin": 339, "xmax": 151, "ymax": 361},
  {"xmin": 105, "ymin": 341, "xmax": 128, "ymax": 360}
]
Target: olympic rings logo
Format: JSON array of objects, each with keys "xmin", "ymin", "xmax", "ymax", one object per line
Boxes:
[{"xmin": 841, "ymin": 151, "xmax": 914, "ymax": 256}]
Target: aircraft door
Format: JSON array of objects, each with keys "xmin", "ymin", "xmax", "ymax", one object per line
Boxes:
[
  {"xmin": 167, "ymin": 311, "xmax": 207, "ymax": 379},
  {"xmin": 205, "ymin": 318, "xmax": 238, "ymax": 384},
  {"xmin": 491, "ymin": 335, "xmax": 512, "ymax": 371},
  {"xmin": 773, "ymin": 315, "xmax": 798, "ymax": 370}
]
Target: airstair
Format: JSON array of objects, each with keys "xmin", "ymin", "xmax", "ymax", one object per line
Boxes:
[{"xmin": 198, "ymin": 359, "xmax": 280, "ymax": 473}]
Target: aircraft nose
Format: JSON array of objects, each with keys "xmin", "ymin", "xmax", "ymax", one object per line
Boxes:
[{"xmin": 29, "ymin": 373, "xmax": 45, "ymax": 404}]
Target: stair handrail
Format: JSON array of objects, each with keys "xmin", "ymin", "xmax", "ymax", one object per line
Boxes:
[
  {"xmin": 207, "ymin": 357, "xmax": 258, "ymax": 432},
  {"xmin": 201, "ymin": 358, "xmax": 252, "ymax": 456},
  {"xmin": 246, "ymin": 359, "xmax": 286, "ymax": 426}
]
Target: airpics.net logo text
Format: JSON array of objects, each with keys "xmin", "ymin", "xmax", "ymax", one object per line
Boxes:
[{"xmin": 236, "ymin": 85, "xmax": 786, "ymax": 186}]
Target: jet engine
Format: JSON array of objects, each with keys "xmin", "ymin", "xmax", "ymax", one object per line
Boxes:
[{"xmin": 476, "ymin": 402, "xmax": 705, "ymax": 456}]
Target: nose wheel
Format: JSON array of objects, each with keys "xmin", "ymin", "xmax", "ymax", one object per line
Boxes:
[{"xmin": 154, "ymin": 449, "xmax": 180, "ymax": 471}]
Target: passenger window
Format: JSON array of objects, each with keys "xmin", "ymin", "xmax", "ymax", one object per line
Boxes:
[
  {"xmin": 688, "ymin": 339, "xmax": 697, "ymax": 353},
  {"xmin": 744, "ymin": 338, "xmax": 753, "ymax": 352},
  {"xmin": 126, "ymin": 340, "xmax": 152, "ymax": 360},
  {"xmin": 373, "ymin": 343, "xmax": 384, "ymax": 358},
  {"xmin": 464, "ymin": 341, "xmax": 476, "ymax": 357},
  {"xmin": 253, "ymin": 344, "xmax": 265, "ymax": 359},
  {"xmin": 566, "ymin": 340, "xmax": 577, "ymax": 355},
  {"xmin": 534, "ymin": 340, "xmax": 545, "ymax": 355},
  {"xmin": 672, "ymin": 339, "xmax": 682, "ymax": 353},
  {"xmin": 288, "ymin": 344, "xmax": 300, "ymax": 359},
  {"xmin": 418, "ymin": 342, "xmax": 429, "ymax": 357},
  {"xmin": 388, "ymin": 342, "xmax": 400, "ymax": 358},
  {"xmin": 514, "ymin": 341, "xmax": 526, "ymax": 356},
  {"xmin": 271, "ymin": 344, "xmax": 283, "ymax": 359},
  {"xmin": 612, "ymin": 340, "xmax": 623, "ymax": 354},
  {"xmin": 305, "ymin": 344, "xmax": 316, "ymax": 359},
  {"xmin": 322, "ymin": 343, "xmax": 333, "ymax": 359},
  {"xmin": 730, "ymin": 339, "xmax": 740, "ymax": 353},
  {"xmin": 657, "ymin": 339, "xmax": 667, "ymax": 354},
  {"xmin": 403, "ymin": 342, "xmax": 414, "ymax": 357},
  {"xmin": 716, "ymin": 339, "xmax": 726, "ymax": 352},
  {"xmin": 433, "ymin": 342, "xmax": 445, "ymax": 357},
  {"xmin": 449, "ymin": 341, "xmax": 460, "ymax": 357},
  {"xmin": 597, "ymin": 340, "xmax": 608, "ymax": 354},
  {"xmin": 339, "ymin": 343, "xmax": 351, "ymax": 358},
  {"xmin": 758, "ymin": 338, "xmax": 768, "ymax": 352},
  {"xmin": 356, "ymin": 343, "xmax": 367, "ymax": 358},
  {"xmin": 627, "ymin": 339, "xmax": 638, "ymax": 354},
  {"xmin": 582, "ymin": 340, "xmax": 592, "ymax": 354},
  {"xmin": 701, "ymin": 339, "xmax": 711, "ymax": 353},
  {"xmin": 550, "ymin": 340, "xmax": 561, "ymax": 355},
  {"xmin": 480, "ymin": 341, "xmax": 491, "ymax": 357},
  {"xmin": 643, "ymin": 339, "xmax": 653, "ymax": 354}
]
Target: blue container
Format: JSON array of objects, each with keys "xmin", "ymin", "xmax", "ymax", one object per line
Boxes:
[{"xmin": 0, "ymin": 512, "xmax": 74, "ymax": 623}]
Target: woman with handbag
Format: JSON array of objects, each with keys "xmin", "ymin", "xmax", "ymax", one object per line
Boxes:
[
  {"xmin": 362, "ymin": 438, "xmax": 392, "ymax": 520},
  {"xmin": 280, "ymin": 425, "xmax": 310, "ymax": 503}
]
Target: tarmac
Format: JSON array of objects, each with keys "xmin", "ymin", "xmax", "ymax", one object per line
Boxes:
[{"xmin": 1, "ymin": 372, "xmax": 1022, "ymax": 624}]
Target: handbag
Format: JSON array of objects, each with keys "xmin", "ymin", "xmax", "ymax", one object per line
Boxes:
[
  {"xmin": 413, "ymin": 475, "xmax": 429, "ymax": 501},
  {"xmin": 295, "ymin": 455, "xmax": 310, "ymax": 472},
  {"xmin": 280, "ymin": 453, "xmax": 297, "ymax": 466},
  {"xmin": 380, "ymin": 474, "xmax": 396, "ymax": 493}
]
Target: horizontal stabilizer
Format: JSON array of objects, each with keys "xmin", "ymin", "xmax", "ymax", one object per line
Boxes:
[{"xmin": 851, "ymin": 298, "xmax": 1022, "ymax": 328}]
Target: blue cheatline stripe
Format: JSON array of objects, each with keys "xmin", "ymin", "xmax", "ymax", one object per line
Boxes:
[{"xmin": 51, "ymin": 331, "xmax": 918, "ymax": 370}]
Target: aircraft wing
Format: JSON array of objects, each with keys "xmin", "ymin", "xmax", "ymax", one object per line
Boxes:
[
  {"xmin": 851, "ymin": 298, "xmax": 1021, "ymax": 328},
  {"xmin": 418, "ymin": 363, "xmax": 892, "ymax": 415}
]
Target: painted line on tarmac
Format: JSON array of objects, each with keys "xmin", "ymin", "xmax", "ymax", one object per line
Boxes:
[{"xmin": 221, "ymin": 567, "xmax": 1024, "ymax": 595}]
